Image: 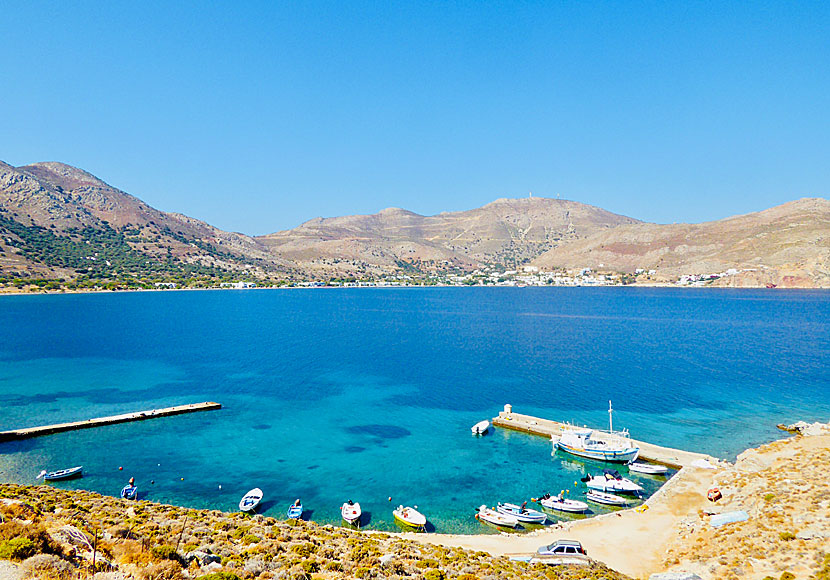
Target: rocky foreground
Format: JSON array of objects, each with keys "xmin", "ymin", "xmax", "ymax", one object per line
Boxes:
[{"xmin": 0, "ymin": 483, "xmax": 628, "ymax": 580}]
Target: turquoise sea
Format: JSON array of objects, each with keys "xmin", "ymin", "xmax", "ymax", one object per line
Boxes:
[{"xmin": 1, "ymin": 287, "xmax": 828, "ymax": 533}]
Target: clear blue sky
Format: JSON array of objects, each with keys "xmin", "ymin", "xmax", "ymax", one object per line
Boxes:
[{"xmin": 2, "ymin": 1, "xmax": 828, "ymax": 234}]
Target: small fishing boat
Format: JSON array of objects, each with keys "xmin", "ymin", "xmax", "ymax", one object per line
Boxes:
[
  {"xmin": 552, "ymin": 401, "xmax": 640, "ymax": 463},
  {"xmin": 628, "ymin": 461, "xmax": 668, "ymax": 475},
  {"xmin": 120, "ymin": 484, "xmax": 138, "ymax": 500},
  {"xmin": 536, "ymin": 492, "xmax": 589, "ymax": 513},
  {"xmin": 393, "ymin": 505, "xmax": 426, "ymax": 530},
  {"xmin": 341, "ymin": 500, "xmax": 361, "ymax": 525},
  {"xmin": 471, "ymin": 420, "xmax": 490, "ymax": 435},
  {"xmin": 239, "ymin": 488, "xmax": 263, "ymax": 512},
  {"xmin": 287, "ymin": 499, "xmax": 303, "ymax": 520},
  {"xmin": 496, "ymin": 502, "xmax": 547, "ymax": 524},
  {"xmin": 476, "ymin": 505, "xmax": 519, "ymax": 528},
  {"xmin": 586, "ymin": 490, "xmax": 629, "ymax": 506},
  {"xmin": 582, "ymin": 469, "xmax": 643, "ymax": 494},
  {"xmin": 37, "ymin": 466, "xmax": 83, "ymax": 481}
]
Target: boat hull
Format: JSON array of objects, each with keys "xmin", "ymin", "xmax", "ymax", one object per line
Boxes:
[
  {"xmin": 341, "ymin": 502, "xmax": 361, "ymax": 525},
  {"xmin": 120, "ymin": 485, "xmax": 138, "ymax": 500},
  {"xmin": 586, "ymin": 491, "xmax": 629, "ymax": 506},
  {"xmin": 471, "ymin": 420, "xmax": 490, "ymax": 435},
  {"xmin": 393, "ymin": 506, "xmax": 426, "ymax": 529},
  {"xmin": 43, "ymin": 466, "xmax": 83, "ymax": 481},
  {"xmin": 287, "ymin": 505, "xmax": 303, "ymax": 519},
  {"xmin": 239, "ymin": 488, "xmax": 263, "ymax": 512},
  {"xmin": 538, "ymin": 497, "xmax": 588, "ymax": 513},
  {"xmin": 477, "ymin": 506, "xmax": 519, "ymax": 528},
  {"xmin": 555, "ymin": 442, "xmax": 639, "ymax": 463},
  {"xmin": 496, "ymin": 503, "xmax": 547, "ymax": 524},
  {"xmin": 628, "ymin": 462, "xmax": 668, "ymax": 475}
]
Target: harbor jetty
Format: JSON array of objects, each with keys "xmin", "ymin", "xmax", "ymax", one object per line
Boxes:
[
  {"xmin": 0, "ymin": 401, "xmax": 221, "ymax": 442},
  {"xmin": 492, "ymin": 405, "xmax": 718, "ymax": 469}
]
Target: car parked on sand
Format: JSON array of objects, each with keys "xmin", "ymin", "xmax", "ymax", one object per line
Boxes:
[{"xmin": 536, "ymin": 539, "xmax": 587, "ymax": 556}]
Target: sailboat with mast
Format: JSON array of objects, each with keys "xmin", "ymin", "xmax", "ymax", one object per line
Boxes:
[{"xmin": 552, "ymin": 401, "xmax": 640, "ymax": 463}]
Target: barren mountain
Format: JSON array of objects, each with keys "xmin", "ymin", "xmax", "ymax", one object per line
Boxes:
[
  {"xmin": 258, "ymin": 197, "xmax": 640, "ymax": 274},
  {"xmin": 0, "ymin": 161, "xmax": 288, "ymax": 280},
  {"xmin": 533, "ymin": 198, "xmax": 830, "ymax": 287}
]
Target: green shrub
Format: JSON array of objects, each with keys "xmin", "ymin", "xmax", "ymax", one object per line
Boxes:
[
  {"xmin": 780, "ymin": 572, "xmax": 796, "ymax": 580},
  {"xmin": 0, "ymin": 537, "xmax": 36, "ymax": 560},
  {"xmin": 197, "ymin": 573, "xmax": 241, "ymax": 580},
  {"xmin": 779, "ymin": 531, "xmax": 796, "ymax": 541},
  {"xmin": 151, "ymin": 544, "xmax": 184, "ymax": 565},
  {"xmin": 241, "ymin": 534, "xmax": 260, "ymax": 545},
  {"xmin": 424, "ymin": 569, "xmax": 447, "ymax": 580}
]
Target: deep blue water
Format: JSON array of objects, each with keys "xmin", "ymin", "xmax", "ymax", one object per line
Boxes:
[{"xmin": 0, "ymin": 287, "xmax": 828, "ymax": 533}]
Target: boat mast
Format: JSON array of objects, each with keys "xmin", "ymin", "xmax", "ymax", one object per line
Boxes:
[{"xmin": 608, "ymin": 400, "xmax": 613, "ymax": 434}]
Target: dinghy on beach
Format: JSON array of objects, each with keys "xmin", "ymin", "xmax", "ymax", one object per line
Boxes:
[
  {"xmin": 239, "ymin": 488, "xmax": 263, "ymax": 512},
  {"xmin": 38, "ymin": 466, "xmax": 83, "ymax": 481}
]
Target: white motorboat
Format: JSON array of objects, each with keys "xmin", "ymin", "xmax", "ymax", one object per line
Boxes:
[
  {"xmin": 476, "ymin": 505, "xmax": 519, "ymax": 528},
  {"xmin": 628, "ymin": 461, "xmax": 668, "ymax": 475},
  {"xmin": 471, "ymin": 420, "xmax": 490, "ymax": 435},
  {"xmin": 496, "ymin": 502, "xmax": 547, "ymax": 524},
  {"xmin": 552, "ymin": 401, "xmax": 640, "ymax": 463},
  {"xmin": 586, "ymin": 490, "xmax": 630, "ymax": 506},
  {"xmin": 239, "ymin": 488, "xmax": 263, "ymax": 512},
  {"xmin": 393, "ymin": 505, "xmax": 427, "ymax": 530},
  {"xmin": 341, "ymin": 500, "xmax": 361, "ymax": 525},
  {"xmin": 536, "ymin": 492, "xmax": 589, "ymax": 513},
  {"xmin": 38, "ymin": 466, "xmax": 83, "ymax": 481},
  {"xmin": 582, "ymin": 469, "xmax": 643, "ymax": 494}
]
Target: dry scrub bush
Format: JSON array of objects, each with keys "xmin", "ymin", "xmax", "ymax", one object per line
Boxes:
[{"xmin": 20, "ymin": 553, "xmax": 75, "ymax": 580}]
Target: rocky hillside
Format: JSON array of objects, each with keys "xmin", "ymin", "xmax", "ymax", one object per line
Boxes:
[
  {"xmin": 533, "ymin": 198, "xmax": 830, "ymax": 287},
  {"xmin": 257, "ymin": 197, "xmax": 639, "ymax": 275},
  {"xmin": 0, "ymin": 161, "xmax": 289, "ymax": 283},
  {"xmin": 0, "ymin": 484, "xmax": 629, "ymax": 580}
]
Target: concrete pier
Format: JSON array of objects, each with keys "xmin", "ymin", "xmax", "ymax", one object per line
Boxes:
[
  {"xmin": 0, "ymin": 402, "xmax": 221, "ymax": 442},
  {"xmin": 492, "ymin": 408, "xmax": 718, "ymax": 469}
]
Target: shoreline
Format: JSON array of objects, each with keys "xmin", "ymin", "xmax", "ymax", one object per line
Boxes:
[
  {"xmin": 2, "ymin": 430, "xmax": 827, "ymax": 579},
  {"xmin": 2, "ymin": 283, "xmax": 827, "ymax": 298}
]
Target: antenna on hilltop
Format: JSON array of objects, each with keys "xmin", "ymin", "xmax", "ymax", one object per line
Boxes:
[{"xmin": 529, "ymin": 191, "xmax": 532, "ymax": 198}]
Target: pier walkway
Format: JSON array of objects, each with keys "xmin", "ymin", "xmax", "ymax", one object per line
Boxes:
[
  {"xmin": 0, "ymin": 402, "xmax": 221, "ymax": 442},
  {"xmin": 492, "ymin": 408, "xmax": 718, "ymax": 469}
]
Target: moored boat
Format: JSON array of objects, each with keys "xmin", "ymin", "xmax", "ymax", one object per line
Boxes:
[
  {"xmin": 471, "ymin": 420, "xmax": 490, "ymax": 435},
  {"xmin": 393, "ymin": 505, "xmax": 426, "ymax": 530},
  {"xmin": 535, "ymin": 492, "xmax": 589, "ymax": 513},
  {"xmin": 552, "ymin": 401, "xmax": 640, "ymax": 463},
  {"xmin": 628, "ymin": 461, "xmax": 668, "ymax": 475},
  {"xmin": 476, "ymin": 505, "xmax": 519, "ymax": 528},
  {"xmin": 496, "ymin": 502, "xmax": 547, "ymax": 524},
  {"xmin": 287, "ymin": 499, "xmax": 303, "ymax": 520},
  {"xmin": 341, "ymin": 500, "xmax": 361, "ymax": 525},
  {"xmin": 38, "ymin": 466, "xmax": 83, "ymax": 481},
  {"xmin": 120, "ymin": 484, "xmax": 138, "ymax": 500},
  {"xmin": 582, "ymin": 469, "xmax": 643, "ymax": 494},
  {"xmin": 586, "ymin": 490, "xmax": 629, "ymax": 506},
  {"xmin": 239, "ymin": 488, "xmax": 263, "ymax": 512}
]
